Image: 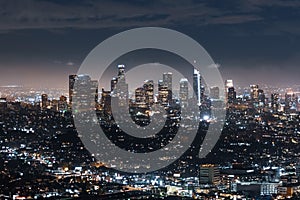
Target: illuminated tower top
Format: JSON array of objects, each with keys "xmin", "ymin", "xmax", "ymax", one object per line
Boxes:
[
  {"xmin": 179, "ymin": 78, "xmax": 189, "ymax": 106},
  {"xmin": 112, "ymin": 64, "xmax": 128, "ymax": 100},
  {"xmin": 225, "ymin": 80, "xmax": 233, "ymax": 89},
  {"xmin": 250, "ymin": 84, "xmax": 259, "ymax": 100},
  {"xmin": 118, "ymin": 64, "xmax": 126, "ymax": 79}
]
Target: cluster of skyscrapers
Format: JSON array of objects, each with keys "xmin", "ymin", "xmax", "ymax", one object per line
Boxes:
[
  {"xmin": 225, "ymin": 80, "xmax": 299, "ymax": 113},
  {"xmin": 21, "ymin": 64, "xmax": 300, "ymax": 118},
  {"xmin": 66, "ymin": 65, "xmax": 212, "ymax": 118}
]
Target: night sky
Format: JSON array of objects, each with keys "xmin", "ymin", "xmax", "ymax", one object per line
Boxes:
[{"xmin": 0, "ymin": 0, "xmax": 300, "ymax": 88}]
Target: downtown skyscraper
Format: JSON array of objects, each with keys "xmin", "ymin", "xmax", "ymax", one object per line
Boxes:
[
  {"xmin": 193, "ymin": 69, "xmax": 201, "ymax": 106},
  {"xmin": 179, "ymin": 78, "xmax": 188, "ymax": 107}
]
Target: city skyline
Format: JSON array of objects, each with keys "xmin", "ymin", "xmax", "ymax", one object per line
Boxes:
[
  {"xmin": 2, "ymin": 1, "xmax": 300, "ymax": 199},
  {"xmin": 1, "ymin": 64, "xmax": 300, "ymax": 199},
  {"xmin": 2, "ymin": 69, "xmax": 300, "ymax": 104}
]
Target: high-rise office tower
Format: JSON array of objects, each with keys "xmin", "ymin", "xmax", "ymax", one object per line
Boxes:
[
  {"xmin": 225, "ymin": 80, "xmax": 233, "ymax": 89},
  {"xmin": 117, "ymin": 64, "xmax": 125, "ymax": 79},
  {"xmin": 258, "ymin": 89, "xmax": 265, "ymax": 107},
  {"xmin": 112, "ymin": 64, "xmax": 129, "ymax": 101},
  {"xmin": 250, "ymin": 84, "xmax": 259, "ymax": 101},
  {"xmin": 285, "ymin": 89, "xmax": 298, "ymax": 111},
  {"xmin": 101, "ymin": 88, "xmax": 112, "ymax": 114},
  {"xmin": 135, "ymin": 87, "xmax": 146, "ymax": 104},
  {"xmin": 41, "ymin": 94, "xmax": 48, "ymax": 110},
  {"xmin": 163, "ymin": 72, "xmax": 172, "ymax": 91},
  {"xmin": 227, "ymin": 87, "xmax": 236, "ymax": 104},
  {"xmin": 201, "ymin": 85, "xmax": 205, "ymax": 102},
  {"xmin": 143, "ymin": 80, "xmax": 154, "ymax": 106},
  {"xmin": 72, "ymin": 74, "xmax": 98, "ymax": 110},
  {"xmin": 91, "ymin": 80, "xmax": 99, "ymax": 104},
  {"xmin": 225, "ymin": 80, "xmax": 234, "ymax": 102},
  {"xmin": 199, "ymin": 164, "xmax": 220, "ymax": 185},
  {"xmin": 74, "ymin": 74, "xmax": 91, "ymax": 109},
  {"xmin": 58, "ymin": 95, "xmax": 68, "ymax": 111},
  {"xmin": 158, "ymin": 79, "xmax": 171, "ymax": 106},
  {"xmin": 210, "ymin": 86, "xmax": 220, "ymax": 100},
  {"xmin": 158, "ymin": 79, "xmax": 164, "ymax": 103},
  {"xmin": 158, "ymin": 79, "xmax": 164, "ymax": 91},
  {"xmin": 179, "ymin": 78, "xmax": 189, "ymax": 107},
  {"xmin": 193, "ymin": 69, "xmax": 201, "ymax": 105},
  {"xmin": 69, "ymin": 75, "xmax": 78, "ymax": 105},
  {"xmin": 111, "ymin": 77, "xmax": 118, "ymax": 92},
  {"xmin": 271, "ymin": 93, "xmax": 279, "ymax": 112}
]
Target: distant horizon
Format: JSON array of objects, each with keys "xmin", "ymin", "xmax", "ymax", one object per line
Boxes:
[
  {"xmin": 0, "ymin": 59, "xmax": 299, "ymax": 89},
  {"xmin": 1, "ymin": 71, "xmax": 300, "ymax": 91}
]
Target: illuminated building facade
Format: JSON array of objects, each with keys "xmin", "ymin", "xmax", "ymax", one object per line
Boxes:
[
  {"xmin": 163, "ymin": 72, "xmax": 172, "ymax": 91},
  {"xmin": 179, "ymin": 78, "xmax": 188, "ymax": 107},
  {"xmin": 193, "ymin": 69, "xmax": 201, "ymax": 106},
  {"xmin": 72, "ymin": 74, "xmax": 98, "ymax": 111},
  {"xmin": 41, "ymin": 94, "xmax": 48, "ymax": 110},
  {"xmin": 69, "ymin": 74, "xmax": 77, "ymax": 105},
  {"xmin": 143, "ymin": 80, "xmax": 154, "ymax": 106},
  {"xmin": 199, "ymin": 164, "xmax": 220, "ymax": 185}
]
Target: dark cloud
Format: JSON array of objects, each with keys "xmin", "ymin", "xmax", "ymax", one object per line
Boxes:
[
  {"xmin": 207, "ymin": 14, "xmax": 263, "ymax": 25},
  {"xmin": 0, "ymin": 0, "xmax": 275, "ymax": 31}
]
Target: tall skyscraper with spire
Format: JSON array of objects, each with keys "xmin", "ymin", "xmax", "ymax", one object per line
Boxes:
[
  {"xmin": 225, "ymin": 80, "xmax": 233, "ymax": 91},
  {"xmin": 225, "ymin": 80, "xmax": 235, "ymax": 104},
  {"xmin": 193, "ymin": 69, "xmax": 201, "ymax": 106},
  {"xmin": 118, "ymin": 64, "xmax": 125, "ymax": 77},
  {"xmin": 111, "ymin": 65, "xmax": 128, "ymax": 97},
  {"xmin": 111, "ymin": 64, "xmax": 129, "ymax": 107}
]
